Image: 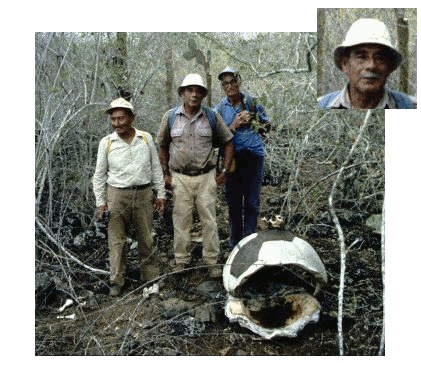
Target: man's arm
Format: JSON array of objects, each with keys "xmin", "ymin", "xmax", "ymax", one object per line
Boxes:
[
  {"xmin": 147, "ymin": 134, "xmax": 167, "ymax": 213},
  {"xmin": 158, "ymin": 145, "xmax": 172, "ymax": 191},
  {"xmin": 92, "ymin": 139, "xmax": 109, "ymax": 221},
  {"xmin": 215, "ymin": 140, "xmax": 234, "ymax": 186}
]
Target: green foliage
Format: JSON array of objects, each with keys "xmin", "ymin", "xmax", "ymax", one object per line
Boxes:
[
  {"xmin": 188, "ymin": 38, "xmax": 197, "ymax": 51},
  {"xmin": 195, "ymin": 50, "xmax": 206, "ymax": 66},
  {"xmin": 182, "ymin": 50, "xmax": 196, "ymax": 61}
]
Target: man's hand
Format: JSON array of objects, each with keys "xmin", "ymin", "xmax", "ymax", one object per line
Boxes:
[
  {"xmin": 215, "ymin": 172, "xmax": 228, "ymax": 186},
  {"xmin": 96, "ymin": 205, "xmax": 108, "ymax": 222},
  {"xmin": 164, "ymin": 174, "xmax": 173, "ymax": 191},
  {"xmin": 155, "ymin": 198, "xmax": 168, "ymax": 214},
  {"xmin": 232, "ymin": 110, "xmax": 250, "ymax": 130}
]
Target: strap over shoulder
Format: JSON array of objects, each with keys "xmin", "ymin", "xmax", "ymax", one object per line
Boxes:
[
  {"xmin": 317, "ymin": 91, "xmax": 341, "ymax": 109},
  {"xmin": 389, "ymin": 90, "xmax": 414, "ymax": 109}
]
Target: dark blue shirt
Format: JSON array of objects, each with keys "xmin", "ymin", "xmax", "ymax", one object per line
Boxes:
[{"xmin": 214, "ymin": 93, "xmax": 269, "ymax": 157}]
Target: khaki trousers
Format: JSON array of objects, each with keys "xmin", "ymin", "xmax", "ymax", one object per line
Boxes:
[
  {"xmin": 172, "ymin": 169, "xmax": 220, "ymax": 266},
  {"xmin": 107, "ymin": 186, "xmax": 157, "ymax": 286}
]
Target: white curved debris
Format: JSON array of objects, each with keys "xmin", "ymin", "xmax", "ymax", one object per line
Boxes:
[{"xmin": 223, "ymin": 230, "xmax": 328, "ymax": 339}]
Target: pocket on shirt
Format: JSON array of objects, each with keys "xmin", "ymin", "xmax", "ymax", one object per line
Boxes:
[
  {"xmin": 171, "ymin": 128, "xmax": 184, "ymax": 138},
  {"xmin": 197, "ymin": 127, "xmax": 212, "ymax": 137}
]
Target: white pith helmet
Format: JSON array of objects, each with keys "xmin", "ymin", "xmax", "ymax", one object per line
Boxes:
[
  {"xmin": 334, "ymin": 18, "xmax": 402, "ymax": 72},
  {"xmin": 105, "ymin": 97, "xmax": 135, "ymax": 115},
  {"xmin": 178, "ymin": 74, "xmax": 208, "ymax": 97}
]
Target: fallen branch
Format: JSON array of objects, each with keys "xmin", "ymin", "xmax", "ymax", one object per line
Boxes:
[
  {"xmin": 35, "ymin": 217, "xmax": 109, "ymax": 275},
  {"xmin": 379, "ymin": 197, "xmax": 385, "ymax": 355},
  {"xmin": 328, "ymin": 110, "xmax": 372, "ymax": 356}
]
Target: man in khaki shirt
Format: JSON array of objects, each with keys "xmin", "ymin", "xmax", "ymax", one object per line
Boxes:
[
  {"xmin": 93, "ymin": 98, "xmax": 166, "ymax": 296},
  {"xmin": 157, "ymin": 74, "xmax": 234, "ymax": 278}
]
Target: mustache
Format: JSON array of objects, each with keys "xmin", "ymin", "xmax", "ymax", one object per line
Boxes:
[{"xmin": 361, "ymin": 72, "xmax": 381, "ymax": 79}]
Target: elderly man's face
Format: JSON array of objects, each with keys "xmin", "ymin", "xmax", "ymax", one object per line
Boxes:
[
  {"xmin": 341, "ymin": 44, "xmax": 392, "ymax": 96},
  {"xmin": 181, "ymin": 85, "xmax": 205, "ymax": 111},
  {"xmin": 110, "ymin": 108, "xmax": 134, "ymax": 136},
  {"xmin": 222, "ymin": 74, "xmax": 241, "ymax": 98}
]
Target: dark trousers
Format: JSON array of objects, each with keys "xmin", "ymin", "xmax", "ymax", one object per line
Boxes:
[{"xmin": 225, "ymin": 150, "xmax": 264, "ymax": 247}]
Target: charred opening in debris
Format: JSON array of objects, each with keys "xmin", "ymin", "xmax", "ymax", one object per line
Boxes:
[
  {"xmin": 235, "ymin": 265, "xmax": 317, "ymax": 298},
  {"xmin": 234, "ymin": 265, "xmax": 319, "ymax": 329},
  {"xmin": 246, "ymin": 295, "xmax": 295, "ymax": 328}
]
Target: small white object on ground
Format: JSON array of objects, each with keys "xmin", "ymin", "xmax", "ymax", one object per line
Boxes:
[
  {"xmin": 58, "ymin": 299, "xmax": 74, "ymax": 313},
  {"xmin": 57, "ymin": 313, "xmax": 76, "ymax": 320},
  {"xmin": 143, "ymin": 283, "xmax": 159, "ymax": 298}
]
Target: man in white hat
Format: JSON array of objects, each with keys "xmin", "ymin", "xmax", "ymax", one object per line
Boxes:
[
  {"xmin": 156, "ymin": 74, "xmax": 234, "ymax": 278},
  {"xmin": 318, "ymin": 18, "xmax": 414, "ymax": 109},
  {"xmin": 93, "ymin": 97, "xmax": 167, "ymax": 296}
]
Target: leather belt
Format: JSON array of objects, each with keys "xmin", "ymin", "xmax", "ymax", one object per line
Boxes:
[
  {"xmin": 172, "ymin": 166, "xmax": 214, "ymax": 177},
  {"xmin": 120, "ymin": 183, "xmax": 151, "ymax": 190}
]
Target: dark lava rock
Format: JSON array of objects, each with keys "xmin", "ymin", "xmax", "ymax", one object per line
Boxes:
[
  {"xmin": 35, "ymin": 272, "xmax": 56, "ymax": 309},
  {"xmin": 160, "ymin": 298, "xmax": 194, "ymax": 318}
]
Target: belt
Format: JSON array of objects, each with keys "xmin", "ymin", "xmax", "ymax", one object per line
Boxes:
[
  {"xmin": 172, "ymin": 166, "xmax": 214, "ymax": 177},
  {"xmin": 119, "ymin": 183, "xmax": 151, "ymax": 190}
]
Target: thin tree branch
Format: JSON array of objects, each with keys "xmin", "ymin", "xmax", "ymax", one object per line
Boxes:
[
  {"xmin": 35, "ymin": 217, "xmax": 109, "ymax": 276},
  {"xmin": 379, "ymin": 196, "xmax": 385, "ymax": 355},
  {"xmin": 328, "ymin": 110, "xmax": 372, "ymax": 356}
]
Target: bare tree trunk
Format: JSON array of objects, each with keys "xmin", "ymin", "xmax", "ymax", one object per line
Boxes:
[
  {"xmin": 395, "ymin": 8, "xmax": 409, "ymax": 94},
  {"xmin": 317, "ymin": 8, "xmax": 326, "ymax": 97},
  {"xmin": 164, "ymin": 36, "xmax": 174, "ymax": 110},
  {"xmin": 205, "ymin": 54, "xmax": 212, "ymax": 107},
  {"xmin": 115, "ymin": 32, "xmax": 131, "ymax": 100}
]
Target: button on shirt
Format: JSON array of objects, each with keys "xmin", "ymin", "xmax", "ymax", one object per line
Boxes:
[
  {"xmin": 93, "ymin": 128, "xmax": 166, "ymax": 206},
  {"xmin": 213, "ymin": 93, "xmax": 269, "ymax": 157},
  {"xmin": 327, "ymin": 83, "xmax": 397, "ymax": 109},
  {"xmin": 156, "ymin": 105, "xmax": 232, "ymax": 172}
]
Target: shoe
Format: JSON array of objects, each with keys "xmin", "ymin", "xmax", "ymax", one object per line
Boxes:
[
  {"xmin": 209, "ymin": 266, "xmax": 222, "ymax": 278},
  {"xmin": 109, "ymin": 285, "xmax": 123, "ymax": 297}
]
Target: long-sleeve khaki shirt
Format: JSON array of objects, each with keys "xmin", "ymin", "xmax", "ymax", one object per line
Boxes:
[
  {"xmin": 156, "ymin": 105, "xmax": 232, "ymax": 172},
  {"xmin": 93, "ymin": 128, "xmax": 166, "ymax": 206}
]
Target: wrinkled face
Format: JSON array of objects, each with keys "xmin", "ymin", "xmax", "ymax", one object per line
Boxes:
[
  {"xmin": 181, "ymin": 85, "xmax": 205, "ymax": 111},
  {"xmin": 221, "ymin": 74, "xmax": 241, "ymax": 98},
  {"xmin": 341, "ymin": 44, "xmax": 392, "ymax": 96},
  {"xmin": 110, "ymin": 108, "xmax": 134, "ymax": 136}
]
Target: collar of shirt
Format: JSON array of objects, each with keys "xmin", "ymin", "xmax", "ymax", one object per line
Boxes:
[
  {"xmin": 110, "ymin": 128, "xmax": 146, "ymax": 141},
  {"xmin": 222, "ymin": 92, "xmax": 246, "ymax": 110},
  {"xmin": 177, "ymin": 104, "xmax": 206, "ymax": 122},
  {"xmin": 330, "ymin": 83, "xmax": 396, "ymax": 109}
]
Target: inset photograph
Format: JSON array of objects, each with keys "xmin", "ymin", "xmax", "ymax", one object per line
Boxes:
[{"xmin": 317, "ymin": 8, "xmax": 417, "ymax": 109}]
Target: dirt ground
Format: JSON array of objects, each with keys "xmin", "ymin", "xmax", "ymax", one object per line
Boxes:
[{"xmin": 35, "ymin": 185, "xmax": 384, "ymax": 356}]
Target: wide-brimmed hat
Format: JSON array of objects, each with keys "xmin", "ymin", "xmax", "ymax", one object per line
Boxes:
[
  {"xmin": 218, "ymin": 67, "xmax": 241, "ymax": 80},
  {"xmin": 177, "ymin": 74, "xmax": 208, "ymax": 97},
  {"xmin": 105, "ymin": 97, "xmax": 135, "ymax": 115},
  {"xmin": 334, "ymin": 18, "xmax": 402, "ymax": 72}
]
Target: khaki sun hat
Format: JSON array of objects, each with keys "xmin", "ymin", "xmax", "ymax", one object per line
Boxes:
[
  {"xmin": 177, "ymin": 74, "xmax": 208, "ymax": 97},
  {"xmin": 334, "ymin": 18, "xmax": 402, "ymax": 72},
  {"xmin": 105, "ymin": 97, "xmax": 135, "ymax": 115}
]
